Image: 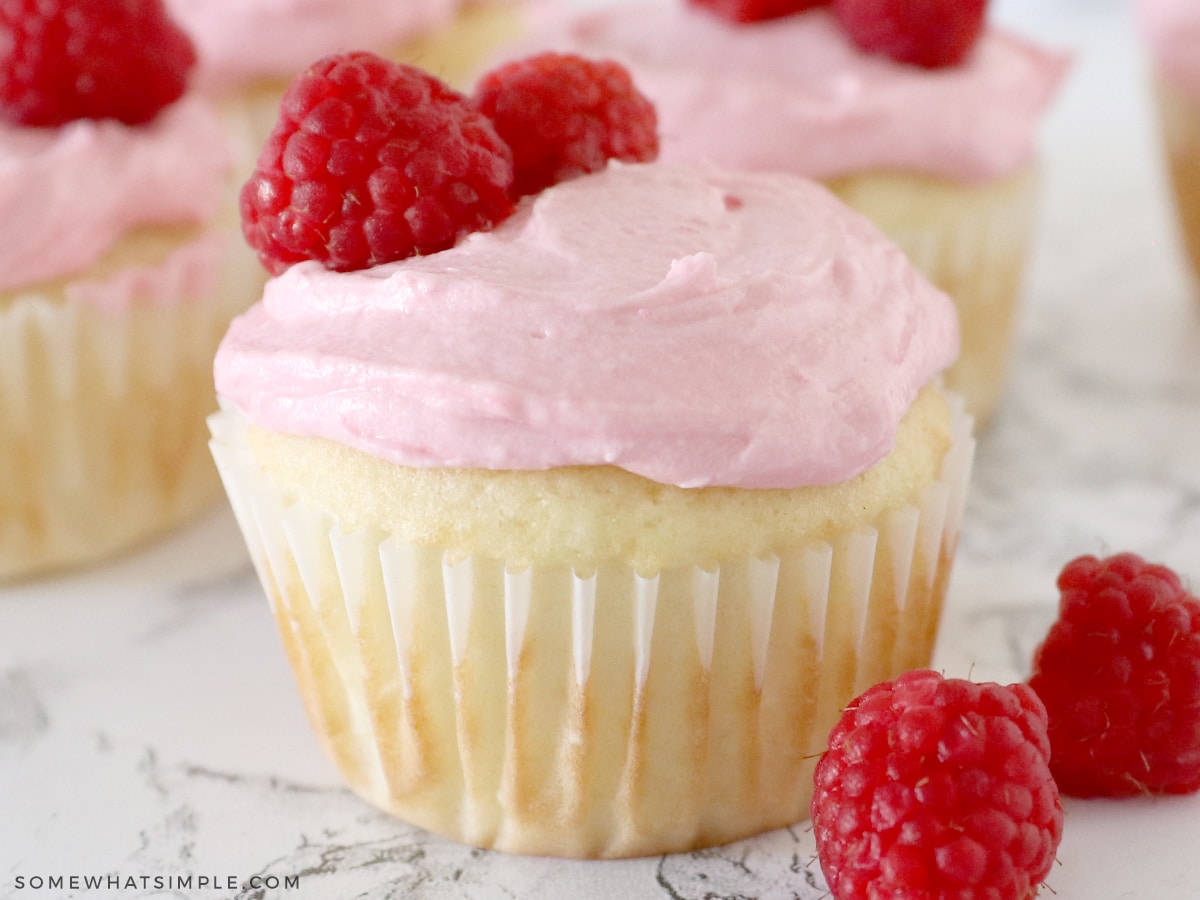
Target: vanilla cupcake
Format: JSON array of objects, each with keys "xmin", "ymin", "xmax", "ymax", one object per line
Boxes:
[
  {"xmin": 210, "ymin": 151, "xmax": 974, "ymax": 856},
  {"xmin": 514, "ymin": 1, "xmax": 1067, "ymax": 425},
  {"xmin": 1138, "ymin": 0, "xmax": 1200, "ymax": 292},
  {"xmin": 165, "ymin": 0, "xmax": 526, "ymax": 178},
  {"xmin": 0, "ymin": 1, "xmax": 263, "ymax": 580}
]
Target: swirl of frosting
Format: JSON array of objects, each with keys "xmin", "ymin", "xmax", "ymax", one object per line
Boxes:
[
  {"xmin": 1137, "ymin": 0, "xmax": 1200, "ymax": 98},
  {"xmin": 519, "ymin": 3, "xmax": 1067, "ymax": 184},
  {"xmin": 0, "ymin": 97, "xmax": 230, "ymax": 292},
  {"xmin": 165, "ymin": 0, "xmax": 481, "ymax": 90},
  {"xmin": 214, "ymin": 163, "xmax": 959, "ymax": 489}
]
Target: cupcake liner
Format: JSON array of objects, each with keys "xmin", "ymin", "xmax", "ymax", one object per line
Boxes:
[
  {"xmin": 209, "ymin": 394, "xmax": 974, "ymax": 858},
  {"xmin": 0, "ymin": 232, "xmax": 263, "ymax": 581},
  {"xmin": 1155, "ymin": 76, "xmax": 1200, "ymax": 290},
  {"xmin": 828, "ymin": 167, "xmax": 1040, "ymax": 426}
]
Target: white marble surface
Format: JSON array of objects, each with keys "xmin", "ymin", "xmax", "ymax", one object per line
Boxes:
[{"xmin": 3, "ymin": 1, "xmax": 1200, "ymax": 897}]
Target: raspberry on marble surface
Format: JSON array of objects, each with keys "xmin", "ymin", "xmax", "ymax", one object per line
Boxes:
[
  {"xmin": 1029, "ymin": 552, "xmax": 1200, "ymax": 798},
  {"xmin": 812, "ymin": 669, "xmax": 1063, "ymax": 900}
]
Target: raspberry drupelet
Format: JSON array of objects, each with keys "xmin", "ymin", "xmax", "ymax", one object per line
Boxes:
[
  {"xmin": 811, "ymin": 669, "xmax": 1063, "ymax": 900},
  {"xmin": 1028, "ymin": 552, "xmax": 1200, "ymax": 798}
]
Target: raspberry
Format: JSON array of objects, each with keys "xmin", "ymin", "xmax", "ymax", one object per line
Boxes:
[
  {"xmin": 473, "ymin": 53, "xmax": 658, "ymax": 199},
  {"xmin": 0, "ymin": 0, "xmax": 196, "ymax": 127},
  {"xmin": 832, "ymin": 0, "xmax": 989, "ymax": 69},
  {"xmin": 241, "ymin": 52, "xmax": 515, "ymax": 275},
  {"xmin": 811, "ymin": 670, "xmax": 1063, "ymax": 900},
  {"xmin": 1028, "ymin": 553, "xmax": 1200, "ymax": 798},
  {"xmin": 687, "ymin": 0, "xmax": 830, "ymax": 25}
]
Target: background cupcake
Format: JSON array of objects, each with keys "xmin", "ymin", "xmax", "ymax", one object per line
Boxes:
[
  {"xmin": 1137, "ymin": 0, "xmax": 1200, "ymax": 294},
  {"xmin": 509, "ymin": 0, "xmax": 1068, "ymax": 426},
  {"xmin": 165, "ymin": 0, "xmax": 527, "ymax": 178},
  {"xmin": 0, "ymin": 0, "xmax": 264, "ymax": 580},
  {"xmin": 209, "ymin": 53, "xmax": 975, "ymax": 857}
]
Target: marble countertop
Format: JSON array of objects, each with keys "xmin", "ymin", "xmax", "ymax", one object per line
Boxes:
[{"xmin": 4, "ymin": 0, "xmax": 1200, "ymax": 897}]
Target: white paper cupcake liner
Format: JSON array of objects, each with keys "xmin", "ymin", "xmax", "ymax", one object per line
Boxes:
[
  {"xmin": 829, "ymin": 167, "xmax": 1040, "ymax": 426},
  {"xmin": 1155, "ymin": 76, "xmax": 1200, "ymax": 288},
  {"xmin": 209, "ymin": 395, "xmax": 975, "ymax": 858},
  {"xmin": 0, "ymin": 232, "xmax": 263, "ymax": 581}
]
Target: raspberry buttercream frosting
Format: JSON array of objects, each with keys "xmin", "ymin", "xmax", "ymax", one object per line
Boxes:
[
  {"xmin": 0, "ymin": 97, "xmax": 229, "ymax": 292},
  {"xmin": 1137, "ymin": 0, "xmax": 1200, "ymax": 97},
  {"xmin": 165, "ymin": 0, "xmax": 489, "ymax": 90},
  {"xmin": 522, "ymin": 3, "xmax": 1067, "ymax": 184},
  {"xmin": 214, "ymin": 163, "xmax": 959, "ymax": 489}
]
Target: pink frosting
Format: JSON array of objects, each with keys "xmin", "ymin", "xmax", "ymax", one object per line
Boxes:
[
  {"xmin": 517, "ymin": 3, "xmax": 1067, "ymax": 184},
  {"xmin": 215, "ymin": 163, "xmax": 959, "ymax": 489},
  {"xmin": 165, "ymin": 0, "xmax": 486, "ymax": 91},
  {"xmin": 0, "ymin": 97, "xmax": 230, "ymax": 292},
  {"xmin": 1137, "ymin": 0, "xmax": 1200, "ymax": 98}
]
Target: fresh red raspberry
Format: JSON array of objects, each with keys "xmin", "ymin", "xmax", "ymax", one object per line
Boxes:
[
  {"xmin": 0, "ymin": 0, "xmax": 196, "ymax": 127},
  {"xmin": 832, "ymin": 0, "xmax": 989, "ymax": 69},
  {"xmin": 473, "ymin": 53, "xmax": 658, "ymax": 199},
  {"xmin": 812, "ymin": 670, "xmax": 1063, "ymax": 900},
  {"xmin": 241, "ymin": 52, "xmax": 515, "ymax": 275},
  {"xmin": 1028, "ymin": 553, "xmax": 1200, "ymax": 798},
  {"xmin": 687, "ymin": 0, "xmax": 830, "ymax": 25}
]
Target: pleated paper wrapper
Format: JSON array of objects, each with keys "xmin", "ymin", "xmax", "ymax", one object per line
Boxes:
[
  {"xmin": 209, "ymin": 396, "xmax": 975, "ymax": 858},
  {"xmin": 1155, "ymin": 75, "xmax": 1200, "ymax": 291},
  {"xmin": 0, "ymin": 233, "xmax": 262, "ymax": 581},
  {"xmin": 829, "ymin": 166, "xmax": 1040, "ymax": 427}
]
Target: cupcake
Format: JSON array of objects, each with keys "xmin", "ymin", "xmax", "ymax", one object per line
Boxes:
[
  {"xmin": 0, "ymin": 0, "xmax": 263, "ymax": 580},
  {"xmin": 209, "ymin": 52, "xmax": 975, "ymax": 857},
  {"xmin": 1137, "ymin": 0, "xmax": 1200, "ymax": 292},
  {"xmin": 164, "ymin": 0, "xmax": 527, "ymax": 179},
  {"xmin": 510, "ymin": 0, "xmax": 1068, "ymax": 425}
]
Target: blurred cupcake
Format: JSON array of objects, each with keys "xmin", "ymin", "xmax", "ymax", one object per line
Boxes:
[
  {"xmin": 209, "ymin": 52, "xmax": 975, "ymax": 857},
  {"xmin": 1137, "ymin": 0, "xmax": 1200, "ymax": 292},
  {"xmin": 165, "ymin": 0, "xmax": 526, "ymax": 178},
  {"xmin": 0, "ymin": 0, "xmax": 264, "ymax": 580},
  {"xmin": 512, "ymin": 0, "xmax": 1068, "ymax": 425}
]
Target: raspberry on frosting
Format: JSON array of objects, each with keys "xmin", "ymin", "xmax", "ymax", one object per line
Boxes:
[
  {"xmin": 240, "ymin": 51, "xmax": 515, "ymax": 275},
  {"xmin": 811, "ymin": 669, "xmax": 1063, "ymax": 900},
  {"xmin": 687, "ymin": 0, "xmax": 830, "ymax": 25},
  {"xmin": 832, "ymin": 0, "xmax": 990, "ymax": 69},
  {"xmin": 685, "ymin": 0, "xmax": 989, "ymax": 69},
  {"xmin": 0, "ymin": 0, "xmax": 197, "ymax": 127},
  {"xmin": 473, "ymin": 53, "xmax": 659, "ymax": 199},
  {"xmin": 1028, "ymin": 553, "xmax": 1200, "ymax": 798}
]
